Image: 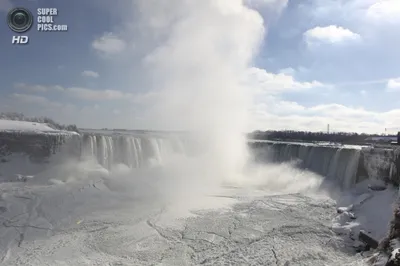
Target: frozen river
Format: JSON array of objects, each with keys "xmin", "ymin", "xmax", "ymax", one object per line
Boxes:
[{"xmin": 0, "ymin": 169, "xmax": 372, "ymax": 266}]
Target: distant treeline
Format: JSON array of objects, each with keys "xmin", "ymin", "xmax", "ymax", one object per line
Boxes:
[
  {"xmin": 248, "ymin": 130, "xmax": 397, "ymax": 144},
  {"xmin": 0, "ymin": 112, "xmax": 79, "ymax": 133}
]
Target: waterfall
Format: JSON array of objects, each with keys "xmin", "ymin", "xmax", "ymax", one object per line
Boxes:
[
  {"xmin": 4, "ymin": 129, "xmax": 397, "ymax": 190},
  {"xmin": 79, "ymin": 133, "xmax": 186, "ymax": 170},
  {"xmin": 249, "ymin": 140, "xmax": 398, "ymax": 189}
]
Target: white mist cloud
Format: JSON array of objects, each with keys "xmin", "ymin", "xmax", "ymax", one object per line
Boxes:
[
  {"xmin": 87, "ymin": 0, "xmax": 274, "ymax": 183},
  {"xmin": 246, "ymin": 67, "xmax": 326, "ymax": 95},
  {"xmin": 138, "ymin": 0, "xmax": 267, "ymax": 180},
  {"xmin": 92, "ymin": 32, "xmax": 127, "ymax": 56},
  {"xmin": 366, "ymin": 0, "xmax": 400, "ymax": 23},
  {"xmin": 244, "ymin": 0, "xmax": 288, "ymax": 18},
  {"xmin": 12, "ymin": 83, "xmax": 134, "ymax": 101},
  {"xmin": 14, "ymin": 83, "xmax": 64, "ymax": 93},
  {"xmin": 304, "ymin": 25, "xmax": 361, "ymax": 44},
  {"xmin": 387, "ymin": 78, "xmax": 400, "ymax": 91},
  {"xmin": 10, "ymin": 93, "xmax": 63, "ymax": 108},
  {"xmin": 308, "ymin": 0, "xmax": 400, "ymax": 31},
  {"xmin": 279, "ymin": 67, "xmax": 296, "ymax": 75},
  {"xmin": 66, "ymin": 87, "xmax": 132, "ymax": 101},
  {"xmin": 81, "ymin": 70, "xmax": 99, "ymax": 78},
  {"xmin": 250, "ymin": 96, "xmax": 400, "ymax": 134}
]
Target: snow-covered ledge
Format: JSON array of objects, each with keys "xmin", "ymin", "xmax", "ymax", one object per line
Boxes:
[
  {"xmin": 0, "ymin": 119, "xmax": 79, "ymax": 135},
  {"xmin": 0, "ymin": 119, "xmax": 81, "ymax": 181}
]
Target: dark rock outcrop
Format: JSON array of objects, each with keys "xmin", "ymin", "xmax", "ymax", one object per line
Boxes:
[
  {"xmin": 359, "ymin": 230, "xmax": 379, "ymax": 249},
  {"xmin": 0, "ymin": 131, "xmax": 80, "ymax": 163}
]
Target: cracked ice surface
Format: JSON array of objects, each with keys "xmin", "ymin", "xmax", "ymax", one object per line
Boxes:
[{"xmin": 0, "ymin": 174, "xmax": 366, "ymax": 266}]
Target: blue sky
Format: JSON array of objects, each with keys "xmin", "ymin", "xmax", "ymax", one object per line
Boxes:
[{"xmin": 0, "ymin": 0, "xmax": 399, "ymax": 133}]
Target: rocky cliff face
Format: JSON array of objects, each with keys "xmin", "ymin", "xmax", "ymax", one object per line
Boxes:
[
  {"xmin": 390, "ymin": 149, "xmax": 400, "ymax": 186},
  {"xmin": 0, "ymin": 131, "xmax": 80, "ymax": 163},
  {"xmin": 376, "ymin": 149, "xmax": 400, "ymax": 265}
]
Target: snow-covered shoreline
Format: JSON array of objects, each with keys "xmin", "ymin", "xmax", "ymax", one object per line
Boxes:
[
  {"xmin": 330, "ymin": 178, "xmax": 400, "ymax": 265},
  {"xmin": 0, "ymin": 119, "xmax": 79, "ymax": 135}
]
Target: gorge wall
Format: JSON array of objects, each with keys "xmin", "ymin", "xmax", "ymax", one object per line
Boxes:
[{"xmin": 0, "ymin": 131, "xmax": 80, "ymax": 162}]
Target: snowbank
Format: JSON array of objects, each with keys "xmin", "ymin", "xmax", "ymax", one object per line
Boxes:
[
  {"xmin": 0, "ymin": 119, "xmax": 58, "ymax": 132},
  {"xmin": 0, "ymin": 119, "xmax": 79, "ymax": 135}
]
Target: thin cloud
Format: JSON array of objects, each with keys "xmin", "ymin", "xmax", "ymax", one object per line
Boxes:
[
  {"xmin": 81, "ymin": 70, "xmax": 100, "ymax": 78},
  {"xmin": 13, "ymin": 83, "xmax": 133, "ymax": 101},
  {"xmin": 246, "ymin": 67, "xmax": 326, "ymax": 95},
  {"xmin": 92, "ymin": 32, "xmax": 127, "ymax": 56},
  {"xmin": 66, "ymin": 87, "xmax": 132, "ymax": 101},
  {"xmin": 14, "ymin": 83, "xmax": 64, "ymax": 92},
  {"xmin": 387, "ymin": 78, "xmax": 400, "ymax": 91},
  {"xmin": 250, "ymin": 97, "xmax": 400, "ymax": 134},
  {"xmin": 366, "ymin": 0, "xmax": 400, "ymax": 23},
  {"xmin": 304, "ymin": 25, "xmax": 361, "ymax": 44},
  {"xmin": 10, "ymin": 93, "xmax": 63, "ymax": 108}
]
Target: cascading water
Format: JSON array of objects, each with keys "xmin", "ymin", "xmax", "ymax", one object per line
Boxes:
[
  {"xmin": 80, "ymin": 133, "xmax": 187, "ymax": 170},
  {"xmin": 4, "ymin": 128, "xmax": 398, "ymax": 191},
  {"xmin": 249, "ymin": 140, "xmax": 399, "ymax": 190}
]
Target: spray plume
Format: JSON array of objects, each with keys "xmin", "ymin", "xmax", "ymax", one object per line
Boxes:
[{"xmin": 126, "ymin": 0, "xmax": 266, "ymax": 185}]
